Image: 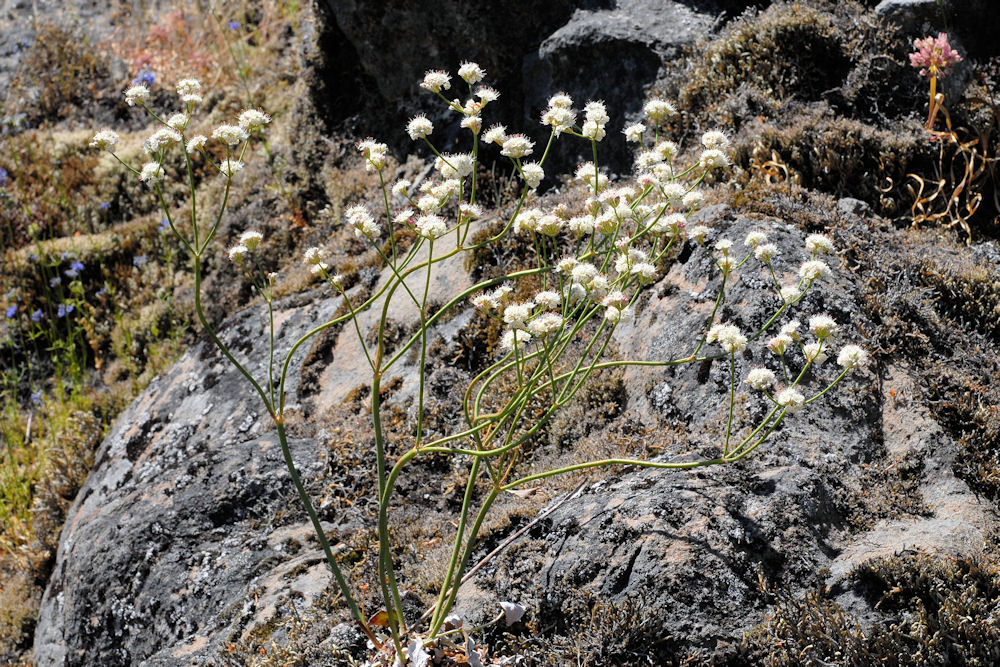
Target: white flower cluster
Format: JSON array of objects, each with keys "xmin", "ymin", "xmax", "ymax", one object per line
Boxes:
[
  {"xmin": 581, "ymin": 100, "xmax": 609, "ymax": 142},
  {"xmin": 357, "ymin": 139, "xmax": 388, "ymax": 172},
  {"xmin": 706, "ymin": 323, "xmax": 748, "ymax": 354},
  {"xmin": 345, "ymin": 204, "xmax": 381, "ymax": 238},
  {"xmin": 541, "ymin": 92, "xmax": 576, "ymax": 135}
]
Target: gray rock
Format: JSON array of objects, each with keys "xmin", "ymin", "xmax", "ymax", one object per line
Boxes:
[
  {"xmin": 34, "ymin": 200, "xmax": 993, "ymax": 664},
  {"xmin": 523, "ymin": 0, "xmax": 716, "ymax": 175},
  {"xmin": 836, "ymin": 197, "xmax": 872, "ymax": 217},
  {"xmin": 874, "ymin": 0, "xmax": 940, "ymax": 30},
  {"xmin": 33, "ymin": 294, "xmax": 351, "ymax": 666},
  {"xmin": 454, "ymin": 213, "xmax": 989, "ymax": 656}
]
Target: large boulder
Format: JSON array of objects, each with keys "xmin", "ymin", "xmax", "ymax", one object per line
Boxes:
[{"xmin": 33, "ymin": 197, "xmax": 992, "ymax": 664}]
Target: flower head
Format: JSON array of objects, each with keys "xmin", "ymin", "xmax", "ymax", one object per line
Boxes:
[
  {"xmin": 776, "ymin": 387, "xmax": 805, "ymax": 411},
  {"xmin": 124, "ymin": 84, "xmax": 150, "ymax": 107},
  {"xmin": 746, "ymin": 368, "xmax": 776, "ymax": 391},
  {"xmin": 799, "ymin": 260, "xmax": 830, "ymax": 281},
  {"xmin": 755, "ymin": 243, "xmax": 778, "ymax": 263},
  {"xmin": 177, "ymin": 78, "xmax": 201, "ymax": 98},
  {"xmin": 623, "ymin": 123, "xmax": 645, "ymax": 142},
  {"xmin": 90, "ymin": 129, "xmax": 119, "ymax": 150},
  {"xmin": 521, "ymin": 162, "xmax": 544, "ymax": 189},
  {"xmin": 808, "ymin": 314, "xmax": 838, "ymax": 340},
  {"xmin": 682, "ymin": 191, "xmax": 705, "ymax": 210},
  {"xmin": 535, "ymin": 291, "xmax": 561, "ymax": 309},
  {"xmin": 548, "ymin": 92, "xmax": 573, "ymax": 109},
  {"xmin": 837, "ymin": 344, "xmax": 869, "ymax": 369},
  {"xmin": 768, "ymin": 334, "xmax": 793, "ymax": 355},
  {"xmin": 780, "ymin": 285, "xmax": 801, "ymax": 304},
  {"xmin": 139, "ymin": 162, "xmax": 164, "ymax": 187},
  {"xmin": 407, "ymin": 115, "xmax": 433, "ymax": 140},
  {"xmin": 500, "ymin": 329, "xmax": 531, "ymax": 351},
  {"xmin": 461, "ymin": 115, "xmax": 482, "ymax": 133},
  {"xmin": 805, "ymin": 234, "xmax": 834, "ymax": 256},
  {"xmin": 528, "ymin": 312, "xmax": 564, "ymax": 336},
  {"xmin": 421, "ymin": 70, "xmax": 451, "ymax": 93},
  {"xmin": 501, "ymin": 134, "xmax": 534, "ymax": 159},
  {"xmin": 303, "ymin": 247, "xmax": 324, "ymax": 265},
  {"xmin": 238, "ymin": 108, "xmax": 271, "ymax": 131},
  {"xmin": 701, "ymin": 130, "xmax": 730, "ymax": 150},
  {"xmin": 357, "ymin": 139, "xmax": 388, "ymax": 171},
  {"xmin": 219, "ymin": 159, "xmax": 244, "ymax": 177},
  {"xmin": 166, "ymin": 113, "xmax": 188, "ymax": 131},
  {"xmin": 706, "ymin": 323, "xmax": 747, "ymax": 354},
  {"xmin": 187, "ymin": 135, "xmax": 207, "ymax": 153},
  {"xmin": 909, "ymin": 32, "xmax": 963, "ymax": 78},
  {"xmin": 699, "ymin": 149, "xmax": 729, "ymax": 170},
  {"xmin": 228, "ymin": 244, "xmax": 248, "ymax": 264},
  {"xmin": 415, "ymin": 214, "xmax": 447, "ymax": 239},
  {"xmin": 689, "ymin": 225, "xmax": 710, "ymax": 243},
  {"xmin": 345, "ymin": 204, "xmax": 380, "ymax": 238},
  {"xmin": 435, "ymin": 153, "xmax": 474, "ymax": 179},
  {"xmin": 503, "ymin": 302, "xmax": 535, "ymax": 329},
  {"xmin": 143, "ymin": 127, "xmax": 182, "ymax": 155},
  {"xmin": 476, "ymin": 87, "xmax": 499, "ymax": 104},
  {"xmin": 239, "ymin": 230, "xmax": 263, "ymax": 251},
  {"xmin": 212, "ymin": 124, "xmax": 248, "ymax": 146},
  {"xmin": 458, "ymin": 62, "xmax": 485, "ymax": 84},
  {"xmin": 643, "ymin": 99, "xmax": 675, "ymax": 122},
  {"xmin": 483, "ymin": 124, "xmax": 507, "ymax": 145},
  {"xmin": 744, "ymin": 231, "xmax": 767, "ymax": 248},
  {"xmin": 541, "ymin": 105, "xmax": 576, "ymax": 134}
]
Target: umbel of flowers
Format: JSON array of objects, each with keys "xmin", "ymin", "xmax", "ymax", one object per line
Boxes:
[{"xmin": 94, "ymin": 64, "xmax": 868, "ymax": 664}]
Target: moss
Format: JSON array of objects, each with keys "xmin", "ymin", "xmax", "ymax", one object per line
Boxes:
[{"xmin": 739, "ymin": 541, "xmax": 1000, "ymax": 666}]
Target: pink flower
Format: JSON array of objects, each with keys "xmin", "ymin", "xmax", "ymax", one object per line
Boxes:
[{"xmin": 909, "ymin": 32, "xmax": 963, "ymax": 78}]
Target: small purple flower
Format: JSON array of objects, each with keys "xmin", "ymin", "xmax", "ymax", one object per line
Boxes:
[
  {"xmin": 99, "ymin": 201, "xmax": 110, "ymax": 210},
  {"xmin": 31, "ymin": 392, "xmax": 42, "ymax": 406},
  {"xmin": 158, "ymin": 218, "xmax": 170, "ymax": 232},
  {"xmin": 70, "ymin": 260, "xmax": 84, "ymax": 272},
  {"xmin": 96, "ymin": 286, "xmax": 108, "ymax": 298},
  {"xmin": 5, "ymin": 304, "xmax": 16, "ymax": 318},
  {"xmin": 133, "ymin": 255, "xmax": 148, "ymax": 268},
  {"xmin": 228, "ymin": 20, "xmax": 240, "ymax": 30},
  {"xmin": 31, "ymin": 309, "xmax": 43, "ymax": 322},
  {"xmin": 0, "ymin": 166, "xmax": 8, "ymax": 187},
  {"xmin": 28, "ymin": 253, "xmax": 38, "ymax": 263},
  {"xmin": 57, "ymin": 303, "xmax": 74, "ymax": 318},
  {"xmin": 133, "ymin": 67, "xmax": 156, "ymax": 87},
  {"xmin": 49, "ymin": 276, "xmax": 61, "ymax": 287}
]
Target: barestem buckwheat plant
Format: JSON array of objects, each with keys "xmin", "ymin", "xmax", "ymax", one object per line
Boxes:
[{"xmin": 95, "ymin": 66, "xmax": 868, "ymax": 664}]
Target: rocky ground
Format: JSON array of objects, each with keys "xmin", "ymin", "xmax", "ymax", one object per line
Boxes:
[{"xmin": 3, "ymin": 0, "xmax": 1000, "ymax": 665}]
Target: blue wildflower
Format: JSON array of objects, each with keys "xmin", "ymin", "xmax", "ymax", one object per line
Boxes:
[
  {"xmin": 228, "ymin": 20, "xmax": 240, "ymax": 30},
  {"xmin": 31, "ymin": 392, "xmax": 42, "ymax": 406},
  {"xmin": 96, "ymin": 286, "xmax": 108, "ymax": 298},
  {"xmin": 70, "ymin": 260, "xmax": 84, "ymax": 272},
  {"xmin": 158, "ymin": 218, "xmax": 170, "ymax": 232},
  {"xmin": 57, "ymin": 304, "xmax": 74, "ymax": 318},
  {"xmin": 99, "ymin": 201, "xmax": 110, "ymax": 210},
  {"xmin": 133, "ymin": 66, "xmax": 156, "ymax": 87},
  {"xmin": 28, "ymin": 253, "xmax": 38, "ymax": 262},
  {"xmin": 133, "ymin": 255, "xmax": 148, "ymax": 268},
  {"xmin": 49, "ymin": 276, "xmax": 61, "ymax": 287},
  {"xmin": 5, "ymin": 304, "xmax": 16, "ymax": 318},
  {"xmin": 0, "ymin": 166, "xmax": 8, "ymax": 187},
  {"xmin": 31, "ymin": 309, "xmax": 43, "ymax": 322}
]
